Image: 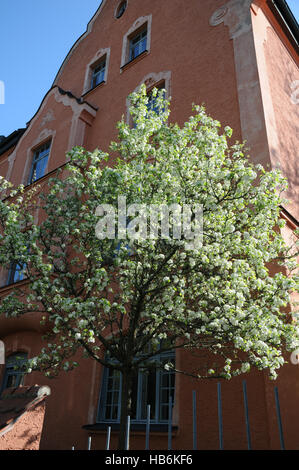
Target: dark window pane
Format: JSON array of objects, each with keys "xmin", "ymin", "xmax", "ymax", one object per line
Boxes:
[
  {"xmin": 130, "ymin": 373, "xmax": 138, "ymax": 420},
  {"xmin": 1, "ymin": 353, "xmax": 28, "ymax": 393},
  {"xmin": 112, "ymin": 390, "xmax": 119, "ymax": 406},
  {"xmin": 99, "ymin": 349, "xmax": 175, "ymax": 423},
  {"xmin": 161, "ymin": 372, "xmax": 170, "ymax": 388},
  {"xmin": 106, "ymin": 391, "xmax": 113, "ymax": 406},
  {"xmin": 6, "ymin": 374, "xmax": 17, "ymax": 388},
  {"xmin": 129, "ymin": 29, "xmax": 147, "ymax": 60},
  {"xmin": 91, "ymin": 60, "xmax": 106, "ymax": 89},
  {"xmin": 8, "ymin": 261, "xmax": 26, "ymax": 285},
  {"xmin": 111, "ymin": 405, "xmax": 118, "ymax": 420},
  {"xmin": 170, "ymin": 372, "xmax": 175, "ymax": 388},
  {"xmin": 159, "ymin": 374, "xmax": 175, "ymax": 421},
  {"xmin": 105, "ymin": 406, "xmax": 111, "ymax": 420},
  {"xmin": 160, "ymin": 404, "xmax": 169, "ymax": 421},
  {"xmin": 141, "ymin": 37, "xmax": 146, "ymax": 51},
  {"xmin": 161, "ymin": 388, "xmax": 170, "ymax": 404},
  {"xmin": 146, "ymin": 87, "xmax": 166, "ymax": 116},
  {"xmin": 140, "ymin": 369, "xmax": 156, "ymax": 420},
  {"xmin": 30, "ymin": 142, "xmax": 50, "ymax": 183},
  {"xmin": 104, "ymin": 368, "xmax": 121, "ymax": 420},
  {"xmin": 33, "ymin": 157, "xmax": 48, "ymax": 181},
  {"xmin": 116, "ymin": 1, "xmax": 127, "ymax": 18}
]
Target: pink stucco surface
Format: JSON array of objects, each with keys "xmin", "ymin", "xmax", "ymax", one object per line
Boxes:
[
  {"xmin": 0, "ymin": 402, "xmax": 46, "ymax": 450},
  {"xmin": 263, "ymin": 26, "xmax": 299, "ymax": 219}
]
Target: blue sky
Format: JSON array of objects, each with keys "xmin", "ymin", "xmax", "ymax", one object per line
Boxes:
[
  {"xmin": 0, "ymin": 0, "xmax": 298, "ymax": 138},
  {"xmin": 0, "ymin": 0, "xmax": 102, "ymax": 137}
]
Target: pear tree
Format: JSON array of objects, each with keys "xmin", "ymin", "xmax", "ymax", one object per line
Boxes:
[{"xmin": 0, "ymin": 85, "xmax": 298, "ymax": 449}]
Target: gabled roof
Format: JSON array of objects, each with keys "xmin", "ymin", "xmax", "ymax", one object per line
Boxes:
[
  {"xmin": 0, "ymin": 129, "xmax": 26, "ymax": 158},
  {"xmin": 0, "ymin": 86, "xmax": 98, "ymax": 160}
]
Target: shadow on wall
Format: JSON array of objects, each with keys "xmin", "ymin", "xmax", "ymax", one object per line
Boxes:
[{"xmin": 0, "ymin": 385, "xmax": 50, "ymax": 450}]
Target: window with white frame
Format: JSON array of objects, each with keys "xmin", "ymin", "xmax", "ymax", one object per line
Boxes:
[
  {"xmin": 130, "ymin": 82, "xmax": 166, "ymax": 129},
  {"xmin": 91, "ymin": 58, "xmax": 106, "ymax": 89},
  {"xmin": 146, "ymin": 82, "xmax": 166, "ymax": 115},
  {"xmin": 82, "ymin": 49, "xmax": 110, "ymax": 96},
  {"xmin": 28, "ymin": 141, "xmax": 51, "ymax": 184},
  {"xmin": 98, "ymin": 349, "xmax": 175, "ymax": 423},
  {"xmin": 121, "ymin": 16, "xmax": 152, "ymax": 69},
  {"xmin": 129, "ymin": 28, "xmax": 147, "ymax": 62}
]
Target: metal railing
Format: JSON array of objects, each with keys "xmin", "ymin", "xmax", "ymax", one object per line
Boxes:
[{"xmin": 71, "ymin": 380, "xmax": 285, "ymax": 450}]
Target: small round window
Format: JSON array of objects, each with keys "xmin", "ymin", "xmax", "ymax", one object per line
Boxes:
[{"xmin": 116, "ymin": 1, "xmax": 127, "ymax": 19}]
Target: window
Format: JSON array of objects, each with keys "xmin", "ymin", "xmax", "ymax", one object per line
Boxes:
[
  {"xmin": 126, "ymin": 72, "xmax": 170, "ymax": 126},
  {"xmin": 129, "ymin": 28, "xmax": 147, "ymax": 61},
  {"xmin": 131, "ymin": 83, "xmax": 166, "ymax": 128},
  {"xmin": 91, "ymin": 59, "xmax": 106, "ymax": 89},
  {"xmin": 1, "ymin": 352, "xmax": 28, "ymax": 392},
  {"xmin": 146, "ymin": 83, "xmax": 166, "ymax": 115},
  {"xmin": 28, "ymin": 141, "xmax": 51, "ymax": 184},
  {"xmin": 82, "ymin": 49, "xmax": 110, "ymax": 95},
  {"xmin": 115, "ymin": 216, "xmax": 134, "ymax": 255},
  {"xmin": 121, "ymin": 16, "xmax": 151, "ymax": 69},
  {"xmin": 7, "ymin": 245, "xmax": 29, "ymax": 285},
  {"xmin": 7, "ymin": 261, "xmax": 26, "ymax": 285},
  {"xmin": 115, "ymin": 1, "xmax": 127, "ymax": 18},
  {"xmin": 98, "ymin": 349, "xmax": 175, "ymax": 423}
]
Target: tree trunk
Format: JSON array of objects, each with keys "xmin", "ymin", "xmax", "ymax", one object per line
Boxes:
[{"xmin": 118, "ymin": 369, "xmax": 133, "ymax": 450}]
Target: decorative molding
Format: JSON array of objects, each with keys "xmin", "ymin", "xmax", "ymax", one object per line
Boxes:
[
  {"xmin": 210, "ymin": 0, "xmax": 252, "ymax": 39},
  {"xmin": 210, "ymin": 0, "xmax": 273, "ymax": 169},
  {"xmin": 134, "ymin": 71, "xmax": 171, "ymax": 95},
  {"xmin": 40, "ymin": 109, "xmax": 55, "ymax": 128},
  {"xmin": 32, "ymin": 129, "xmax": 55, "ymax": 148},
  {"xmin": 120, "ymin": 15, "xmax": 152, "ymax": 69},
  {"xmin": 209, "ymin": 6, "xmax": 228, "ymax": 26},
  {"xmin": 126, "ymin": 71, "xmax": 171, "ymax": 124},
  {"xmin": 22, "ymin": 128, "xmax": 56, "ymax": 186},
  {"xmin": 82, "ymin": 47, "xmax": 111, "ymax": 95},
  {"xmin": 6, "ymin": 87, "xmax": 97, "ymax": 184}
]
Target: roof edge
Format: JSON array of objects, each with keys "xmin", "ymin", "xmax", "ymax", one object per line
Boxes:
[
  {"xmin": 0, "ymin": 86, "xmax": 97, "ymax": 160},
  {"xmin": 26, "ymin": 85, "xmax": 98, "ymax": 128},
  {"xmin": 0, "ymin": 129, "xmax": 27, "ymax": 158},
  {"xmin": 52, "ymin": 0, "xmax": 108, "ymax": 87},
  {"xmin": 267, "ymin": 0, "xmax": 299, "ymax": 49}
]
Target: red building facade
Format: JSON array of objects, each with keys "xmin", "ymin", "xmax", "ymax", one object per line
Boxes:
[{"xmin": 0, "ymin": 0, "xmax": 298, "ymax": 450}]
